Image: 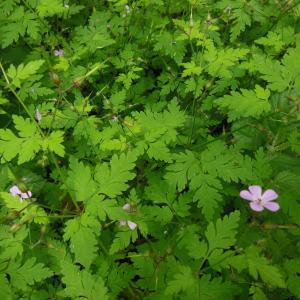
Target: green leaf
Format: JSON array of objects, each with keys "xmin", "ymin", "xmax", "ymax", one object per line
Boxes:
[
  {"xmin": 66, "ymin": 158, "xmax": 97, "ymax": 202},
  {"xmin": 191, "ymin": 173, "xmax": 223, "ymax": 220},
  {"xmin": 0, "ymin": 119, "xmax": 41, "ymax": 164},
  {"xmin": 182, "ymin": 61, "xmax": 202, "ymax": 77},
  {"xmin": 147, "ymin": 141, "xmax": 171, "ymax": 162},
  {"xmin": 284, "ymin": 259, "xmax": 300, "ymax": 297},
  {"xmin": 250, "ymin": 286, "xmax": 268, "ymax": 300},
  {"xmin": 165, "ymin": 265, "xmax": 196, "ymax": 295},
  {"xmin": 255, "ymin": 31, "xmax": 284, "ymax": 52},
  {"xmin": 86, "ymin": 196, "xmax": 126, "ymax": 221},
  {"xmin": 201, "ymin": 141, "xmax": 253, "ymax": 183},
  {"xmin": 61, "ymin": 261, "xmax": 108, "ymax": 300},
  {"xmin": 288, "ymin": 131, "xmax": 300, "ymax": 153},
  {"xmin": 247, "ymin": 47, "xmax": 300, "ymax": 92},
  {"xmin": 7, "ymin": 258, "xmax": 53, "ymax": 290},
  {"xmin": 198, "ymin": 275, "xmax": 239, "ymax": 300},
  {"xmin": 36, "ymin": 0, "xmax": 64, "ymax": 17},
  {"xmin": 133, "ymin": 99, "xmax": 186, "ymax": 144},
  {"xmin": 44, "ymin": 131, "xmax": 65, "ymax": 157},
  {"xmin": 73, "ymin": 116, "xmax": 101, "ymax": 146},
  {"xmin": 0, "ymin": 7, "xmax": 32, "ymax": 48},
  {"xmin": 13, "ymin": 115, "xmax": 37, "ymax": 137},
  {"xmin": 108, "ymin": 89, "xmax": 126, "ymax": 111},
  {"xmin": 64, "ymin": 215, "xmax": 99, "ymax": 268},
  {"xmin": 154, "ymin": 31, "xmax": 186, "ymax": 64},
  {"xmin": 203, "ymin": 45, "xmax": 248, "ymax": 78},
  {"xmin": 216, "ymin": 86, "xmax": 271, "ymax": 121},
  {"xmin": 0, "ymin": 225, "xmax": 27, "ymax": 261},
  {"xmin": 7, "ymin": 60, "xmax": 44, "ymax": 87},
  {"xmin": 205, "ymin": 211, "xmax": 240, "ymax": 252},
  {"xmin": 94, "ymin": 151, "xmax": 138, "ymax": 198},
  {"xmin": 0, "ymin": 192, "xmax": 29, "ymax": 211},
  {"xmin": 1, "ymin": 7, "xmax": 40, "ymax": 47},
  {"xmin": 177, "ymin": 225, "xmax": 207, "ymax": 260},
  {"xmin": 110, "ymin": 229, "xmax": 138, "ymax": 254},
  {"xmin": 164, "ymin": 151, "xmax": 199, "ymax": 192},
  {"xmin": 245, "ymin": 246, "xmax": 286, "ymax": 288},
  {"xmin": 0, "ymin": 274, "xmax": 12, "ymax": 300}
]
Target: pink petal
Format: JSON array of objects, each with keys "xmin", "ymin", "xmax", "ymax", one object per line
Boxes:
[
  {"xmin": 263, "ymin": 201, "xmax": 280, "ymax": 212},
  {"xmin": 119, "ymin": 220, "xmax": 127, "ymax": 226},
  {"xmin": 127, "ymin": 221, "xmax": 137, "ymax": 230},
  {"xmin": 21, "ymin": 191, "xmax": 32, "ymax": 199},
  {"xmin": 249, "ymin": 185, "xmax": 262, "ymax": 199},
  {"xmin": 262, "ymin": 189, "xmax": 278, "ymax": 202},
  {"xmin": 250, "ymin": 202, "xmax": 264, "ymax": 212},
  {"xmin": 123, "ymin": 203, "xmax": 131, "ymax": 211},
  {"xmin": 240, "ymin": 190, "xmax": 255, "ymax": 201},
  {"xmin": 9, "ymin": 185, "xmax": 21, "ymax": 197}
]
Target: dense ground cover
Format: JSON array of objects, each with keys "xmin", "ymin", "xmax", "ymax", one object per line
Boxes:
[{"xmin": 1, "ymin": 0, "xmax": 300, "ymax": 299}]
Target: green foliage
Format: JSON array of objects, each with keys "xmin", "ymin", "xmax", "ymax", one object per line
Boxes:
[
  {"xmin": 0, "ymin": 0, "xmax": 299, "ymax": 298},
  {"xmin": 216, "ymin": 85, "xmax": 271, "ymax": 121},
  {"xmin": 0, "ymin": 7, "xmax": 40, "ymax": 48},
  {"xmin": 94, "ymin": 151, "xmax": 138, "ymax": 198},
  {"xmin": 7, "ymin": 60, "xmax": 44, "ymax": 88},
  {"xmin": 6, "ymin": 258, "xmax": 53, "ymax": 290},
  {"xmin": 60, "ymin": 261, "xmax": 108, "ymax": 300},
  {"xmin": 244, "ymin": 246, "xmax": 286, "ymax": 288},
  {"xmin": 198, "ymin": 275, "xmax": 239, "ymax": 300},
  {"xmin": 64, "ymin": 214, "xmax": 99, "ymax": 268},
  {"xmin": 165, "ymin": 265, "xmax": 195, "ymax": 295},
  {"xmin": 205, "ymin": 211, "xmax": 240, "ymax": 252},
  {"xmin": 0, "ymin": 116, "xmax": 64, "ymax": 164},
  {"xmin": 66, "ymin": 158, "xmax": 96, "ymax": 202}
]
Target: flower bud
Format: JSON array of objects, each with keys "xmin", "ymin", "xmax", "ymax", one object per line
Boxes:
[{"xmin": 49, "ymin": 72, "xmax": 61, "ymax": 85}]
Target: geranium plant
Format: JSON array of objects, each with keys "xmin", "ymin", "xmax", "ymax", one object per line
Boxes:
[{"xmin": 0, "ymin": 0, "xmax": 300, "ymax": 299}]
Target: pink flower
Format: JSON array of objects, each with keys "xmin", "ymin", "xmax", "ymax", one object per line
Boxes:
[
  {"xmin": 123, "ymin": 203, "xmax": 131, "ymax": 211},
  {"xmin": 35, "ymin": 109, "xmax": 42, "ymax": 123},
  {"xmin": 112, "ymin": 115, "xmax": 118, "ymax": 122},
  {"xmin": 240, "ymin": 185, "xmax": 280, "ymax": 212},
  {"xmin": 54, "ymin": 49, "xmax": 64, "ymax": 57},
  {"xmin": 9, "ymin": 185, "xmax": 32, "ymax": 202},
  {"xmin": 119, "ymin": 220, "xmax": 137, "ymax": 230},
  {"xmin": 119, "ymin": 203, "xmax": 137, "ymax": 230}
]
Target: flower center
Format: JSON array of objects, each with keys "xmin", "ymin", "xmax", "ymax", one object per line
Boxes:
[{"xmin": 256, "ymin": 197, "xmax": 262, "ymax": 204}]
